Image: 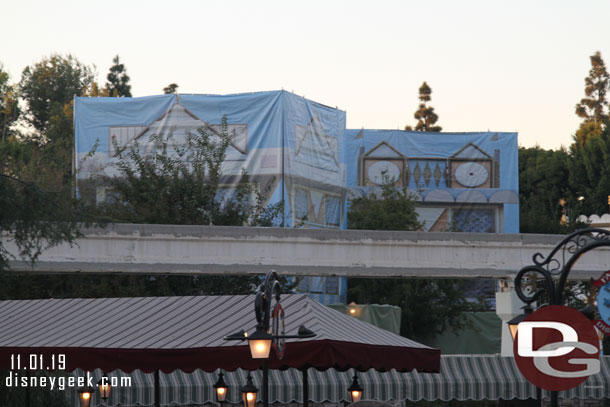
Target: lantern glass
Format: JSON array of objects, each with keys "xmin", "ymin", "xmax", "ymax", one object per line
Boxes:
[
  {"xmin": 78, "ymin": 386, "xmax": 94, "ymax": 407},
  {"xmin": 347, "ymin": 373, "xmax": 364, "ymax": 403},
  {"xmin": 350, "ymin": 389, "xmax": 363, "ymax": 403},
  {"xmin": 98, "ymin": 375, "xmax": 112, "ymax": 400},
  {"xmin": 507, "ymin": 311, "xmax": 529, "ymax": 342},
  {"xmin": 509, "ymin": 322, "xmax": 519, "ymax": 341},
  {"xmin": 240, "ymin": 374, "xmax": 259, "ymax": 407},
  {"xmin": 214, "ymin": 372, "xmax": 229, "ymax": 403},
  {"xmin": 243, "ymin": 390, "xmax": 257, "ymax": 407},
  {"xmin": 348, "ymin": 302, "xmax": 359, "ymax": 317},
  {"xmin": 216, "ymin": 386, "xmax": 227, "ymax": 402},
  {"xmin": 249, "ymin": 338, "xmax": 272, "ymax": 359},
  {"xmin": 248, "ymin": 328, "xmax": 273, "ymax": 359}
]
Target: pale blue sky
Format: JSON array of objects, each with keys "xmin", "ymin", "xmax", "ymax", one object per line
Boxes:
[{"xmin": 3, "ymin": 0, "xmax": 610, "ymax": 149}]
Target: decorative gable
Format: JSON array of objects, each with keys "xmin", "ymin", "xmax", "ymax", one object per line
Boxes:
[
  {"xmin": 360, "ymin": 142, "xmax": 407, "ymax": 186},
  {"xmin": 109, "ymin": 102, "xmax": 248, "ymax": 157},
  {"xmin": 450, "ymin": 142, "xmax": 492, "ymax": 160},
  {"xmin": 364, "ymin": 141, "xmax": 405, "ymax": 158}
]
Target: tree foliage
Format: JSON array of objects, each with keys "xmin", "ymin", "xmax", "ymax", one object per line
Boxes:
[
  {"xmin": 346, "ymin": 181, "xmax": 481, "ymax": 341},
  {"xmin": 0, "ymin": 173, "xmax": 80, "ymax": 272},
  {"xmin": 347, "ymin": 181, "xmax": 422, "ymax": 231},
  {"xmin": 0, "ymin": 63, "xmax": 19, "ymax": 141},
  {"xmin": 1, "ymin": 55, "xmax": 282, "ymax": 299},
  {"xmin": 77, "ymin": 118, "xmax": 283, "ymax": 297},
  {"xmin": 94, "ymin": 117, "xmax": 281, "ymax": 226},
  {"xmin": 16, "ymin": 55, "xmax": 95, "ymax": 185},
  {"xmin": 19, "ymin": 54, "xmax": 94, "ymax": 137},
  {"xmin": 0, "ymin": 55, "xmax": 98, "ymax": 275},
  {"xmin": 163, "ymin": 83, "xmax": 179, "ymax": 94},
  {"xmin": 105, "ymin": 55, "xmax": 132, "ymax": 97},
  {"xmin": 405, "ymin": 81, "xmax": 442, "ymax": 132},
  {"xmin": 569, "ymin": 124, "xmax": 610, "ymax": 215},
  {"xmin": 575, "ymin": 51, "xmax": 609, "ymax": 126},
  {"xmin": 348, "ymin": 277, "xmax": 484, "ymax": 342},
  {"xmin": 519, "ymin": 146, "xmax": 586, "ymax": 233},
  {"xmin": 568, "ymin": 51, "xmax": 610, "ymax": 215}
]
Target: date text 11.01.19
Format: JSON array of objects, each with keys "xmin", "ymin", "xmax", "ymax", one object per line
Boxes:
[{"xmin": 10, "ymin": 354, "xmax": 66, "ymax": 370}]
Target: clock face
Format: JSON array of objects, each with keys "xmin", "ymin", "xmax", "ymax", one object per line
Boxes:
[
  {"xmin": 455, "ymin": 162, "xmax": 489, "ymax": 187},
  {"xmin": 367, "ymin": 161, "xmax": 401, "ymax": 185}
]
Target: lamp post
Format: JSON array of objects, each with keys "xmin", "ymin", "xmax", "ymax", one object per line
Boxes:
[
  {"xmin": 97, "ymin": 373, "xmax": 112, "ymax": 405},
  {"xmin": 507, "ymin": 305, "xmax": 532, "ymax": 341},
  {"xmin": 507, "ymin": 306, "xmax": 539, "ymax": 407},
  {"xmin": 214, "ymin": 371, "xmax": 229, "ymax": 405},
  {"xmin": 224, "ymin": 271, "xmax": 316, "ymax": 407},
  {"xmin": 240, "ymin": 372, "xmax": 259, "ymax": 407},
  {"xmin": 347, "ymin": 372, "xmax": 364, "ymax": 403},
  {"xmin": 512, "ymin": 228, "xmax": 610, "ymax": 407}
]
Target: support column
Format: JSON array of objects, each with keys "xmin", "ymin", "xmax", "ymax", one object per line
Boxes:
[
  {"xmin": 154, "ymin": 369, "xmax": 160, "ymax": 407},
  {"xmin": 495, "ymin": 279, "xmax": 525, "ymax": 356},
  {"xmin": 263, "ymin": 360, "xmax": 269, "ymax": 407},
  {"xmin": 302, "ymin": 368, "xmax": 309, "ymax": 407}
]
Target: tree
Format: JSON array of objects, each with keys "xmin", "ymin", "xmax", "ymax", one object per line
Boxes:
[
  {"xmin": 0, "ymin": 116, "xmax": 286, "ymax": 299},
  {"xmin": 405, "ymin": 81, "xmax": 442, "ymax": 132},
  {"xmin": 163, "ymin": 83, "xmax": 178, "ymax": 94},
  {"xmin": 0, "ymin": 57, "xmax": 96, "ymax": 274},
  {"xmin": 568, "ymin": 52, "xmax": 610, "ymax": 215},
  {"xmin": 519, "ymin": 146, "xmax": 586, "ymax": 233},
  {"xmin": 575, "ymin": 51, "xmax": 609, "ymax": 126},
  {"xmin": 568, "ymin": 125, "xmax": 610, "ymax": 215},
  {"xmin": 85, "ymin": 119, "xmax": 282, "ymax": 296},
  {"xmin": 0, "ymin": 63, "xmax": 19, "ymax": 141},
  {"xmin": 17, "ymin": 55, "xmax": 96, "ymax": 185},
  {"xmin": 346, "ymin": 181, "xmax": 481, "ymax": 341},
  {"xmin": 19, "ymin": 54, "xmax": 94, "ymax": 137},
  {"xmin": 105, "ymin": 55, "xmax": 132, "ymax": 97},
  {"xmin": 0, "ymin": 172, "xmax": 81, "ymax": 272},
  {"xmin": 94, "ymin": 117, "xmax": 280, "ymax": 226},
  {"xmin": 348, "ymin": 277, "xmax": 483, "ymax": 342},
  {"xmin": 348, "ymin": 181, "xmax": 422, "ymax": 231}
]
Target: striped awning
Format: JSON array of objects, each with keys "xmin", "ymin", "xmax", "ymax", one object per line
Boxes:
[
  {"xmin": 0, "ymin": 294, "xmax": 439, "ymax": 373},
  {"xmin": 57, "ymin": 356, "xmax": 610, "ymax": 406}
]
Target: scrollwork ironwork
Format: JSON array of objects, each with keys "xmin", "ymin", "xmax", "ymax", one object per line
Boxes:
[
  {"xmin": 515, "ymin": 228, "xmax": 610, "ymax": 307},
  {"xmin": 254, "ymin": 270, "xmax": 281, "ymax": 330}
]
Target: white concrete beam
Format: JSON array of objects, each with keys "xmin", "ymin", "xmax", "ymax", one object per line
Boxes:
[{"xmin": 5, "ymin": 224, "xmax": 610, "ymax": 278}]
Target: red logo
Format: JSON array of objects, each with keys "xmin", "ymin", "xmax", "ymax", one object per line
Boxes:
[{"xmin": 513, "ymin": 305, "xmax": 600, "ymax": 391}]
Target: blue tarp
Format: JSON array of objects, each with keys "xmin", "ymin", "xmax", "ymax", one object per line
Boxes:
[
  {"xmin": 344, "ymin": 129, "xmax": 519, "ymax": 233},
  {"xmin": 75, "ymin": 91, "xmax": 347, "ymax": 230},
  {"xmin": 74, "ymin": 91, "xmax": 520, "ymax": 302}
]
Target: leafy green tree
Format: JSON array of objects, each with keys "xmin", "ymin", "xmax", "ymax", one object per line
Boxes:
[
  {"xmin": 348, "ymin": 181, "xmax": 422, "ymax": 231},
  {"xmin": 163, "ymin": 83, "xmax": 179, "ymax": 94},
  {"xmin": 19, "ymin": 54, "xmax": 94, "ymax": 138},
  {"xmin": 347, "ymin": 182, "xmax": 481, "ymax": 341},
  {"xmin": 62, "ymin": 118, "xmax": 281, "ymax": 298},
  {"xmin": 405, "ymin": 81, "xmax": 442, "ymax": 132},
  {"xmin": 105, "ymin": 55, "xmax": 132, "ymax": 97},
  {"xmin": 575, "ymin": 51, "xmax": 609, "ymax": 128},
  {"xmin": 519, "ymin": 146, "xmax": 586, "ymax": 233},
  {"xmin": 568, "ymin": 52, "xmax": 610, "ymax": 215},
  {"xmin": 0, "ymin": 63, "xmax": 19, "ymax": 141},
  {"xmin": 348, "ymin": 277, "xmax": 485, "ymax": 342},
  {"xmin": 0, "ymin": 116, "xmax": 285, "ymax": 299},
  {"xmin": 94, "ymin": 118, "xmax": 280, "ymax": 226},
  {"xmin": 569, "ymin": 125, "xmax": 610, "ymax": 215},
  {"xmin": 0, "ymin": 172, "xmax": 80, "ymax": 272},
  {"xmin": 17, "ymin": 55, "xmax": 96, "ymax": 185}
]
